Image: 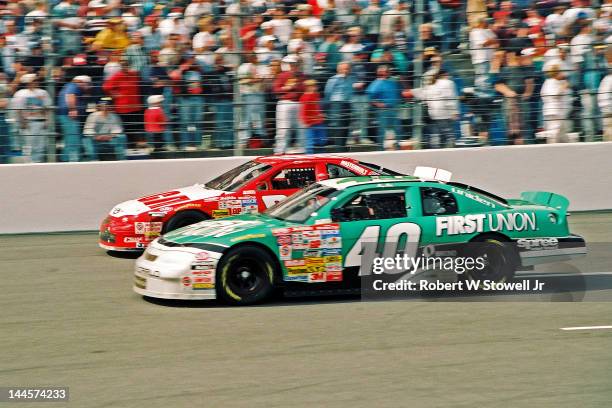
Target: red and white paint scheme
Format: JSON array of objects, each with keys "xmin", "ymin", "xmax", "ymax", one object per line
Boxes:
[{"xmin": 99, "ymin": 155, "xmax": 400, "ymax": 251}]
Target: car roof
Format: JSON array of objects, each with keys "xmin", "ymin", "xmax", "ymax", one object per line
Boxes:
[
  {"xmin": 255, "ymin": 154, "xmax": 355, "ymax": 165},
  {"xmin": 318, "ymin": 175, "xmax": 425, "ymax": 190}
]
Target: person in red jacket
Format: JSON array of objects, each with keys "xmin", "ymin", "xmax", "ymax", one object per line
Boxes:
[
  {"xmin": 144, "ymin": 95, "xmax": 167, "ymax": 152},
  {"xmin": 102, "ymin": 59, "xmax": 145, "ymax": 148},
  {"xmin": 299, "ymin": 79, "xmax": 326, "ymax": 154}
]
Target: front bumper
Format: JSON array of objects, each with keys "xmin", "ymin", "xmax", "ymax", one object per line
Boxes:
[
  {"xmin": 133, "ymin": 239, "xmax": 225, "ymax": 300},
  {"xmin": 99, "ymin": 217, "xmax": 164, "ymax": 251},
  {"xmin": 517, "ymin": 234, "xmax": 587, "ymax": 266}
]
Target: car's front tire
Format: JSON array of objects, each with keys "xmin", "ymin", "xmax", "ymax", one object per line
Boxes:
[
  {"xmin": 164, "ymin": 210, "xmax": 209, "ymax": 233},
  {"xmin": 216, "ymin": 245, "xmax": 276, "ymax": 305}
]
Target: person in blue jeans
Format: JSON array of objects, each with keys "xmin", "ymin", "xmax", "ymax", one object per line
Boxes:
[
  {"xmin": 57, "ymin": 75, "xmax": 91, "ymax": 161},
  {"xmin": 366, "ymin": 65, "xmax": 402, "ymax": 150}
]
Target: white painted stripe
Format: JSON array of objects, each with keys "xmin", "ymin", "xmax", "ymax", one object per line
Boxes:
[
  {"xmin": 516, "ymin": 271, "xmax": 612, "ymax": 278},
  {"xmin": 560, "ymin": 326, "xmax": 612, "ymax": 331}
]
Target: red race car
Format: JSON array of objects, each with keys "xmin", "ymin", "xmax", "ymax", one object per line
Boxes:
[{"xmin": 99, "ymin": 155, "xmax": 401, "ymax": 251}]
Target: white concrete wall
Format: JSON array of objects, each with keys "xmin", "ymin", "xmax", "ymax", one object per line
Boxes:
[{"xmin": 1, "ymin": 142, "xmax": 610, "ymax": 234}]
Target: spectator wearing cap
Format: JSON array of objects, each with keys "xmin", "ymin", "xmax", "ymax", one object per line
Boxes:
[
  {"xmin": 83, "ymin": 97, "xmax": 126, "ymax": 160},
  {"xmin": 144, "ymin": 95, "xmax": 168, "ymax": 151},
  {"xmin": 598, "ymin": 64, "xmax": 612, "ymax": 142},
  {"xmin": 570, "ymin": 21, "xmax": 594, "ymax": 85},
  {"xmin": 540, "ymin": 64, "xmax": 572, "ymax": 143},
  {"xmin": 299, "ymin": 79, "xmax": 326, "ymax": 154},
  {"xmin": 122, "ymin": 3, "xmax": 142, "ymax": 33},
  {"xmin": 324, "ymin": 61, "xmax": 355, "ymax": 146},
  {"xmin": 469, "ymin": 17, "xmax": 498, "ymax": 96},
  {"xmin": 51, "ymin": 0, "xmax": 83, "ymax": 56},
  {"xmin": 206, "ymin": 54, "xmax": 235, "ymax": 149},
  {"xmin": 256, "ymin": 35, "xmax": 283, "ymax": 65},
  {"xmin": 366, "ymin": 65, "xmax": 402, "ymax": 150},
  {"xmin": 125, "ymin": 31, "xmax": 151, "ymax": 81},
  {"xmin": 360, "ymin": 0, "xmax": 383, "ymax": 44},
  {"xmin": 273, "ymin": 55, "xmax": 306, "ymax": 154},
  {"xmin": 92, "ymin": 18, "xmax": 131, "ymax": 51},
  {"xmin": 57, "ymin": 75, "xmax": 92, "ymax": 162},
  {"xmin": 237, "ymin": 53, "xmax": 266, "ymax": 147},
  {"xmin": 11, "ymin": 73, "xmax": 51, "ymax": 163},
  {"xmin": 170, "ymin": 53, "xmax": 205, "ymax": 151},
  {"xmin": 102, "ymin": 58, "xmax": 145, "ymax": 149},
  {"xmin": 493, "ymin": 49, "xmax": 535, "ymax": 144}
]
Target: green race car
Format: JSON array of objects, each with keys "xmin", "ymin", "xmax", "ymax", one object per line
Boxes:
[{"xmin": 134, "ymin": 168, "xmax": 586, "ymax": 305}]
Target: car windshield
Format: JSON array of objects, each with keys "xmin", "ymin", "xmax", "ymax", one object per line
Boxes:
[
  {"xmin": 358, "ymin": 161, "xmax": 402, "ymax": 176},
  {"xmin": 265, "ymin": 184, "xmax": 340, "ymax": 223},
  {"xmin": 205, "ymin": 161, "xmax": 271, "ymax": 191}
]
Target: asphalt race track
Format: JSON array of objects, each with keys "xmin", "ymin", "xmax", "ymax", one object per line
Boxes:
[{"xmin": 1, "ymin": 213, "xmax": 612, "ymax": 408}]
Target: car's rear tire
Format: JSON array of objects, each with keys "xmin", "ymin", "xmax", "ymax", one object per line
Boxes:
[
  {"xmin": 459, "ymin": 237, "xmax": 516, "ymax": 287},
  {"xmin": 216, "ymin": 245, "xmax": 276, "ymax": 305},
  {"xmin": 164, "ymin": 210, "xmax": 209, "ymax": 232}
]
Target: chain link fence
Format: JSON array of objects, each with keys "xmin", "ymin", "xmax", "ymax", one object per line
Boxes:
[{"xmin": 0, "ymin": 0, "xmax": 610, "ymax": 163}]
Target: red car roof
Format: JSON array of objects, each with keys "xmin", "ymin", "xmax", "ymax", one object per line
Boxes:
[{"xmin": 254, "ymin": 154, "xmax": 356, "ymax": 165}]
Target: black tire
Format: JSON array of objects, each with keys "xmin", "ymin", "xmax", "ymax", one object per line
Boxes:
[
  {"xmin": 216, "ymin": 245, "xmax": 276, "ymax": 305},
  {"xmin": 459, "ymin": 237, "xmax": 516, "ymax": 286},
  {"xmin": 164, "ymin": 210, "xmax": 209, "ymax": 232}
]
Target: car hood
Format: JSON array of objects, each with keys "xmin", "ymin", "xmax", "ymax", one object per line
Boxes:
[
  {"xmin": 160, "ymin": 213, "xmax": 295, "ymax": 246},
  {"xmin": 109, "ymin": 184, "xmax": 226, "ymax": 217}
]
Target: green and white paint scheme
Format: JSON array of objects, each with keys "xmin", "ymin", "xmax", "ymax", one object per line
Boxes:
[{"xmin": 134, "ymin": 168, "xmax": 586, "ymax": 304}]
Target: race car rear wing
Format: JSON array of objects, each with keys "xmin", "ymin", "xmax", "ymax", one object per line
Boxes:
[
  {"xmin": 414, "ymin": 166, "xmax": 452, "ymax": 182},
  {"xmin": 520, "ymin": 191, "xmax": 570, "ymax": 213}
]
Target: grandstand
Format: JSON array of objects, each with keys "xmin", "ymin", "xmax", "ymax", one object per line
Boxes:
[{"xmin": 0, "ymin": 0, "xmax": 610, "ymax": 163}]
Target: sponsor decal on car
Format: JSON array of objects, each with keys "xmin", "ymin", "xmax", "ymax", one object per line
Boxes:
[
  {"xmin": 516, "ymin": 237, "xmax": 559, "ymax": 250},
  {"xmin": 192, "ymin": 282, "xmax": 214, "ymax": 289},
  {"xmin": 340, "ymin": 160, "xmax": 369, "ymax": 175},
  {"xmin": 309, "ymin": 272, "xmax": 327, "ymax": 283},
  {"xmin": 135, "ymin": 222, "xmax": 163, "ymax": 235},
  {"xmin": 436, "ymin": 212, "xmax": 537, "ymax": 236},
  {"xmin": 326, "ymin": 271, "xmax": 343, "ymax": 282},
  {"xmin": 212, "ymin": 209, "xmax": 230, "ymax": 218}
]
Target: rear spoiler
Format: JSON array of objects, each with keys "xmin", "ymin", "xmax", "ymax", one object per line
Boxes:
[{"xmin": 520, "ymin": 191, "xmax": 570, "ymax": 213}]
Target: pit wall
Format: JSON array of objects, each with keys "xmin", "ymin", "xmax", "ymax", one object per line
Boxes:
[{"xmin": 1, "ymin": 142, "xmax": 610, "ymax": 234}]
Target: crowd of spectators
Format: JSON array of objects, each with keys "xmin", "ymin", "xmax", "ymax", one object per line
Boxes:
[{"xmin": 0, "ymin": 0, "xmax": 610, "ymax": 163}]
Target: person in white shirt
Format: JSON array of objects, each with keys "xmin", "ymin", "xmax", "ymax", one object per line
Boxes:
[
  {"xmin": 380, "ymin": 0, "xmax": 411, "ymax": 38},
  {"xmin": 271, "ymin": 9, "xmax": 293, "ymax": 45},
  {"xmin": 544, "ymin": 5, "xmax": 567, "ymax": 38},
  {"xmin": 408, "ymin": 70, "xmax": 459, "ymax": 148},
  {"xmin": 540, "ymin": 64, "xmax": 572, "ymax": 143},
  {"xmin": 294, "ymin": 4, "xmax": 323, "ymax": 33},
  {"xmin": 469, "ymin": 17, "xmax": 498, "ymax": 95},
  {"xmin": 192, "ymin": 16, "xmax": 217, "ymax": 52},
  {"xmin": 570, "ymin": 22, "xmax": 594, "ymax": 67},
  {"xmin": 184, "ymin": 0, "xmax": 212, "ymax": 34},
  {"xmin": 11, "ymin": 73, "xmax": 52, "ymax": 163},
  {"xmin": 237, "ymin": 53, "xmax": 267, "ymax": 144},
  {"xmin": 598, "ymin": 72, "xmax": 612, "ymax": 141}
]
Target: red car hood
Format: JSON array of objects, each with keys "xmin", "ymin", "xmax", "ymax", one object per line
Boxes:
[{"xmin": 109, "ymin": 184, "xmax": 226, "ymax": 217}]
